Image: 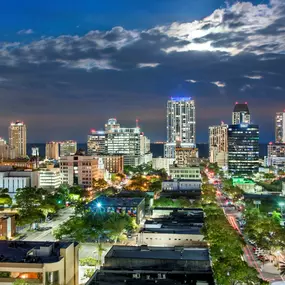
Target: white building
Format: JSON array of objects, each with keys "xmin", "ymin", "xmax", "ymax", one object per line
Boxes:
[
  {"xmin": 38, "ymin": 168, "xmax": 62, "ymax": 189},
  {"xmin": 267, "ymin": 142, "xmax": 285, "ymax": 168},
  {"xmin": 0, "ymin": 170, "xmax": 38, "ymax": 198},
  {"xmin": 169, "ymin": 166, "xmax": 201, "ymax": 180},
  {"xmin": 165, "ymin": 97, "xmax": 196, "ymax": 158},
  {"xmin": 275, "ymin": 111, "xmax": 285, "ymax": 143},
  {"xmin": 162, "ymin": 180, "xmax": 202, "ymax": 191},
  {"xmin": 209, "ymin": 122, "xmax": 228, "ymax": 167},
  {"xmin": 9, "ymin": 121, "xmax": 27, "ymax": 159},
  {"xmin": 60, "ymin": 141, "xmax": 77, "ymax": 157},
  {"xmin": 152, "ymin": 157, "xmax": 175, "ymax": 174}
]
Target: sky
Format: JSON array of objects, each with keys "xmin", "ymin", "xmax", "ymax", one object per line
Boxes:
[{"xmin": 0, "ymin": 0, "xmax": 285, "ymax": 143}]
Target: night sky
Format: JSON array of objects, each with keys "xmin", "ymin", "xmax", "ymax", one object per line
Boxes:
[{"xmin": 0, "ymin": 0, "xmax": 284, "ymax": 143}]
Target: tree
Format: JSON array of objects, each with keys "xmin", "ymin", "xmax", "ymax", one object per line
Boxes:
[
  {"xmin": 105, "ymin": 213, "xmax": 129, "ymax": 243},
  {"xmin": 93, "ymin": 178, "xmax": 108, "ymax": 191},
  {"xmin": 149, "ymin": 180, "xmax": 162, "ymax": 194},
  {"xmin": 12, "ymin": 279, "xmax": 34, "ymax": 285}
]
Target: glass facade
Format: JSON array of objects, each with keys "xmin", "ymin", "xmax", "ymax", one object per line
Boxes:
[{"xmin": 228, "ymin": 124, "xmax": 259, "ymax": 174}]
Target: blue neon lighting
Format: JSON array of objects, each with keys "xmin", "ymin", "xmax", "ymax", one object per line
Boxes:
[{"xmin": 170, "ymin": 97, "xmax": 192, "ymax": 102}]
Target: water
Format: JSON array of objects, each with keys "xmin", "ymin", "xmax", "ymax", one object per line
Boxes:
[{"xmin": 27, "ymin": 143, "xmax": 268, "ymax": 159}]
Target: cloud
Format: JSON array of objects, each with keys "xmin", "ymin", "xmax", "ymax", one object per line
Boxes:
[
  {"xmin": 17, "ymin": 29, "xmax": 34, "ymax": 35},
  {"xmin": 186, "ymin": 79, "xmax": 198, "ymax": 83},
  {"xmin": 244, "ymin": 75, "xmax": 263, "ymax": 80},
  {"xmin": 211, "ymin": 81, "xmax": 226, "ymax": 88},
  {"xmin": 137, "ymin": 63, "xmax": 160, "ymax": 68}
]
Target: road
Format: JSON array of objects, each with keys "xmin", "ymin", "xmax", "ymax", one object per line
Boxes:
[
  {"xmin": 22, "ymin": 207, "xmax": 74, "ymax": 242},
  {"xmin": 216, "ymin": 184, "xmax": 284, "ymax": 284}
]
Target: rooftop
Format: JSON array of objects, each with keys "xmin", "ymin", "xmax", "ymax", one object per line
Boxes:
[
  {"xmin": 233, "ymin": 103, "xmax": 250, "ymax": 113},
  {"xmin": 106, "ymin": 246, "xmax": 210, "ymax": 261},
  {"xmin": 0, "ymin": 241, "xmax": 77, "ymax": 264},
  {"xmin": 90, "ymin": 196, "xmax": 145, "ymax": 208}
]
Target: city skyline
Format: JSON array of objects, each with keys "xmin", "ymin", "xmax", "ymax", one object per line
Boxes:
[{"xmin": 0, "ymin": 0, "xmax": 285, "ymax": 142}]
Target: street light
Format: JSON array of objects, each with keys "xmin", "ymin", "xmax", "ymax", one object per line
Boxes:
[
  {"xmin": 96, "ymin": 202, "xmax": 102, "ymax": 208},
  {"xmin": 279, "ymin": 202, "xmax": 285, "ymax": 216}
]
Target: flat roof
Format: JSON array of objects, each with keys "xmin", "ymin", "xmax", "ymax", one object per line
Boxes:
[
  {"xmin": 141, "ymin": 228, "xmax": 202, "ymax": 235},
  {"xmin": 90, "ymin": 196, "xmax": 144, "ymax": 208},
  {"xmin": 163, "ymin": 179, "xmax": 202, "ymax": 182},
  {"xmin": 0, "ymin": 241, "xmax": 77, "ymax": 264},
  {"xmin": 106, "ymin": 246, "xmax": 210, "ymax": 261}
]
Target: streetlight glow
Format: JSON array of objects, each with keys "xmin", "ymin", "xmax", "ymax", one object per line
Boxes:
[{"xmin": 96, "ymin": 202, "xmax": 102, "ymax": 208}]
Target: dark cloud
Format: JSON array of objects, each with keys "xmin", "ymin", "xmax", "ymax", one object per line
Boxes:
[{"xmin": 0, "ymin": 0, "xmax": 285, "ymax": 143}]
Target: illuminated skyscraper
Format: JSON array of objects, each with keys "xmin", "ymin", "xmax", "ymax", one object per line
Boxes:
[
  {"xmin": 209, "ymin": 122, "xmax": 228, "ymax": 167},
  {"xmin": 275, "ymin": 111, "xmax": 285, "ymax": 143},
  {"xmin": 165, "ymin": 97, "xmax": 196, "ymax": 158},
  {"xmin": 9, "ymin": 121, "xmax": 27, "ymax": 158},
  {"xmin": 232, "ymin": 102, "xmax": 250, "ymax": 124},
  {"xmin": 60, "ymin": 140, "xmax": 77, "ymax": 156},
  {"xmin": 46, "ymin": 142, "xmax": 59, "ymax": 160},
  {"xmin": 0, "ymin": 138, "xmax": 10, "ymax": 160},
  {"xmin": 87, "ymin": 129, "xmax": 106, "ymax": 155}
]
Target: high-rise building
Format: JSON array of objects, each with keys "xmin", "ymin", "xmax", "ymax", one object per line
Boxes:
[
  {"xmin": 232, "ymin": 102, "xmax": 250, "ymax": 125},
  {"xmin": 60, "ymin": 140, "xmax": 77, "ymax": 157},
  {"xmin": 87, "ymin": 129, "xmax": 105, "ymax": 155},
  {"xmin": 228, "ymin": 124, "xmax": 259, "ymax": 174},
  {"xmin": 105, "ymin": 118, "xmax": 152, "ymax": 166},
  {"xmin": 267, "ymin": 142, "xmax": 285, "ymax": 168},
  {"xmin": 165, "ymin": 97, "xmax": 196, "ymax": 158},
  {"xmin": 9, "ymin": 121, "xmax": 27, "ymax": 158},
  {"xmin": 275, "ymin": 111, "xmax": 285, "ymax": 143},
  {"xmin": 209, "ymin": 122, "xmax": 228, "ymax": 167},
  {"xmin": 0, "ymin": 138, "xmax": 10, "ymax": 160},
  {"xmin": 45, "ymin": 141, "xmax": 59, "ymax": 160}
]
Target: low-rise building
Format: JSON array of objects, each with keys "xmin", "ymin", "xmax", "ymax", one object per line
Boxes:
[
  {"xmin": 0, "ymin": 215, "xmax": 16, "ymax": 239},
  {"xmin": 161, "ymin": 179, "xmax": 201, "ymax": 198},
  {"xmin": 86, "ymin": 245, "xmax": 214, "ymax": 285},
  {"xmin": 38, "ymin": 167, "xmax": 62, "ymax": 190},
  {"xmin": 175, "ymin": 147, "xmax": 199, "ymax": 166},
  {"xmin": 138, "ymin": 210, "xmax": 205, "ymax": 247},
  {"xmin": 89, "ymin": 196, "xmax": 145, "ymax": 223},
  {"xmin": 169, "ymin": 165, "xmax": 201, "ymax": 180},
  {"xmin": 0, "ymin": 159, "xmax": 36, "ymax": 170},
  {"xmin": 0, "ymin": 170, "xmax": 39, "ymax": 198},
  {"xmin": 152, "ymin": 207, "xmax": 204, "ymax": 218},
  {"xmin": 0, "ymin": 241, "xmax": 79, "ymax": 285}
]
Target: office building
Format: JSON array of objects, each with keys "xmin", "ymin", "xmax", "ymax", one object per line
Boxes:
[
  {"xmin": 0, "ymin": 241, "xmax": 79, "ymax": 285},
  {"xmin": 96, "ymin": 154, "xmax": 124, "ymax": 173},
  {"xmin": 89, "ymin": 196, "xmax": 145, "ymax": 223},
  {"xmin": 232, "ymin": 102, "xmax": 250, "ymax": 124},
  {"xmin": 87, "ymin": 129, "xmax": 106, "ymax": 155},
  {"xmin": 46, "ymin": 142, "xmax": 59, "ymax": 160},
  {"xmin": 38, "ymin": 167, "xmax": 62, "ymax": 189},
  {"xmin": 228, "ymin": 124, "xmax": 259, "ymax": 174},
  {"xmin": 60, "ymin": 140, "xmax": 77, "ymax": 157},
  {"xmin": 175, "ymin": 146, "xmax": 199, "ymax": 166},
  {"xmin": 105, "ymin": 118, "xmax": 152, "ymax": 166},
  {"xmin": 86, "ymin": 245, "xmax": 214, "ymax": 285},
  {"xmin": 267, "ymin": 142, "xmax": 285, "ymax": 168},
  {"xmin": 138, "ymin": 209, "xmax": 205, "ymax": 247},
  {"xmin": 0, "ymin": 138, "xmax": 10, "ymax": 160},
  {"xmin": 169, "ymin": 165, "xmax": 201, "ymax": 180},
  {"xmin": 152, "ymin": 157, "xmax": 175, "ymax": 174},
  {"xmin": 9, "ymin": 121, "xmax": 27, "ymax": 159},
  {"xmin": 165, "ymin": 97, "xmax": 196, "ymax": 158},
  {"xmin": 0, "ymin": 215, "xmax": 16, "ymax": 239},
  {"xmin": 209, "ymin": 122, "xmax": 228, "ymax": 167},
  {"xmin": 275, "ymin": 111, "xmax": 285, "ymax": 143},
  {"xmin": 60, "ymin": 155, "xmax": 104, "ymax": 189}
]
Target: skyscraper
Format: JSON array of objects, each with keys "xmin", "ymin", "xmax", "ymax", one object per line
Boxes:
[
  {"xmin": 60, "ymin": 140, "xmax": 77, "ymax": 157},
  {"xmin": 232, "ymin": 102, "xmax": 250, "ymax": 125},
  {"xmin": 46, "ymin": 142, "xmax": 59, "ymax": 160},
  {"xmin": 228, "ymin": 124, "xmax": 259, "ymax": 174},
  {"xmin": 209, "ymin": 122, "xmax": 228, "ymax": 167},
  {"xmin": 0, "ymin": 138, "xmax": 10, "ymax": 160},
  {"xmin": 165, "ymin": 97, "xmax": 196, "ymax": 158},
  {"xmin": 87, "ymin": 129, "xmax": 106, "ymax": 155},
  {"xmin": 275, "ymin": 111, "xmax": 285, "ymax": 143},
  {"xmin": 9, "ymin": 121, "xmax": 27, "ymax": 158}
]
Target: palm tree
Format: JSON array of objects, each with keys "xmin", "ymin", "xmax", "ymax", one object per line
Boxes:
[
  {"xmin": 279, "ymin": 259, "xmax": 285, "ymax": 276},
  {"xmin": 96, "ymin": 243, "xmax": 105, "ymax": 265}
]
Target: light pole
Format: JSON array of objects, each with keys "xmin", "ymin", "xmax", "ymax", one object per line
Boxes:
[{"xmin": 279, "ymin": 202, "xmax": 285, "ymax": 216}]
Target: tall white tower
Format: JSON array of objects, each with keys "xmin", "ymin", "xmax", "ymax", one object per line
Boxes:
[
  {"xmin": 9, "ymin": 120, "xmax": 27, "ymax": 158},
  {"xmin": 165, "ymin": 97, "xmax": 196, "ymax": 158}
]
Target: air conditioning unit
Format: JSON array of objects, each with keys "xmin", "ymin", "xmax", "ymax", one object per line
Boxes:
[{"xmin": 158, "ymin": 273, "xmax": 166, "ymax": 279}]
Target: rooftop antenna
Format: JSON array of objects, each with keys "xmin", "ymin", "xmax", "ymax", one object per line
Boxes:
[{"xmin": 136, "ymin": 118, "xmax": 139, "ymax": 128}]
